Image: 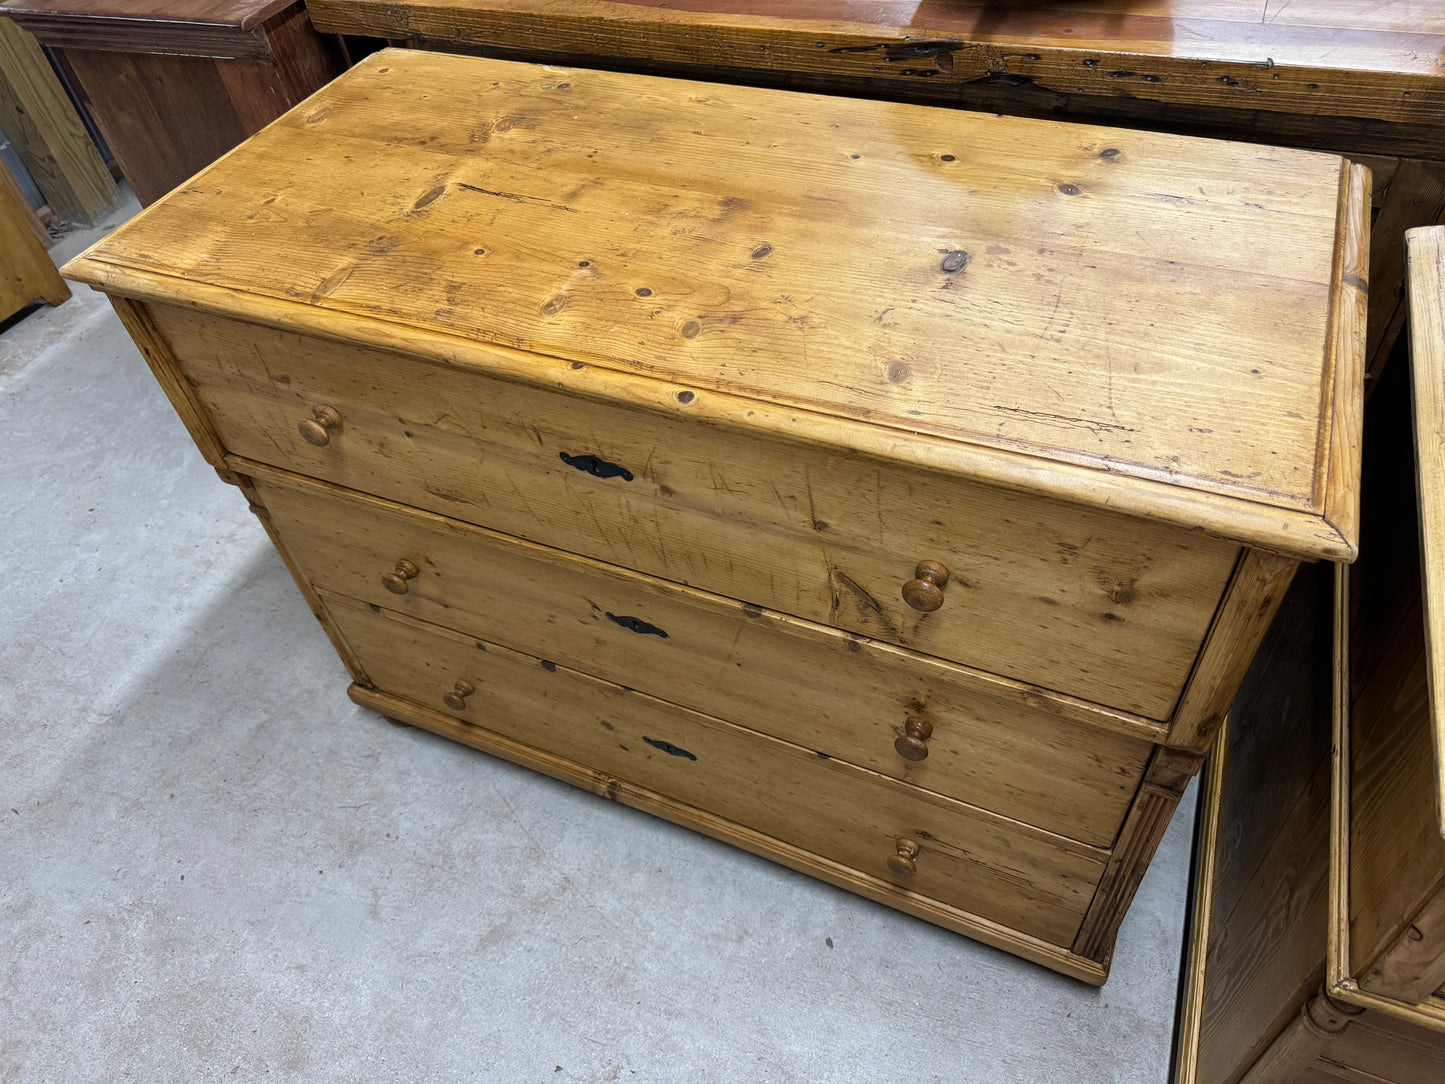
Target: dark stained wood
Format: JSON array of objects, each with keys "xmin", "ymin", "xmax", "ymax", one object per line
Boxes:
[
  {"xmin": 61, "ymin": 48, "xmax": 247, "ymax": 206},
  {"xmin": 2, "ymin": 0, "xmax": 293, "ymax": 28},
  {"xmin": 7, "ymin": 0, "xmax": 346, "ymax": 206},
  {"xmin": 308, "ymin": 0, "xmax": 1445, "ymax": 129}
]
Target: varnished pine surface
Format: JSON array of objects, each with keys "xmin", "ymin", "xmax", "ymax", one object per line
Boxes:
[
  {"xmin": 1407, "ymin": 227, "xmax": 1445, "ymax": 841},
  {"xmin": 0, "ymin": 175, "xmax": 68, "ymax": 319},
  {"xmin": 248, "ymin": 462, "xmax": 1157, "ymax": 845},
  {"xmin": 148, "ymin": 300, "xmax": 1241, "ymax": 718},
  {"xmin": 307, "ymin": 0, "xmax": 1445, "ymax": 127},
  {"xmin": 66, "ymin": 49, "xmax": 1365, "ymax": 558},
  {"xmin": 328, "ymin": 595, "xmax": 1109, "ymax": 948}
]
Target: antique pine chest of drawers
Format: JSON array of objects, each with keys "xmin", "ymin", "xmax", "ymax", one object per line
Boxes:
[{"xmin": 66, "ymin": 48, "xmax": 1368, "ymax": 984}]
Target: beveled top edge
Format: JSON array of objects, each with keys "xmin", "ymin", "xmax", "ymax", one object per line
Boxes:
[{"xmin": 64, "ymin": 249, "xmax": 1357, "ymax": 563}]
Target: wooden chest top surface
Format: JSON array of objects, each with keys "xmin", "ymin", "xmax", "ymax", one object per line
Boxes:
[{"xmin": 66, "ymin": 49, "xmax": 1364, "ymax": 558}]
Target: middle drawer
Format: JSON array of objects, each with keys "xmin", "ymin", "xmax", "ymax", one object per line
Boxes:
[{"xmin": 249, "ymin": 464, "xmax": 1156, "ymax": 848}]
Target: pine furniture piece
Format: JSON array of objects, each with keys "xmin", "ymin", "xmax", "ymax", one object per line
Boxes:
[
  {"xmin": 0, "ymin": 16, "xmax": 117, "ymax": 224},
  {"xmin": 0, "ymin": 0, "xmax": 346, "ymax": 207},
  {"xmin": 64, "ymin": 48, "xmax": 1368, "ymax": 985},
  {"xmin": 0, "ymin": 162, "xmax": 66, "ymax": 320},
  {"xmin": 1176, "ymin": 227, "xmax": 1445, "ymax": 1082},
  {"xmin": 307, "ymin": 0, "xmax": 1445, "ymax": 389}
]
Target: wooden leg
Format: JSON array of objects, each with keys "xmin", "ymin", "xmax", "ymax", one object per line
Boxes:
[
  {"xmin": 1072, "ymin": 745, "xmax": 1204, "ymax": 963},
  {"xmin": 1238, "ymin": 986, "xmax": 1363, "ymax": 1084}
]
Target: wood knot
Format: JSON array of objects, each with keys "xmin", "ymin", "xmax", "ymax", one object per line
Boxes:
[
  {"xmin": 1057, "ymin": 183, "xmax": 1081, "ymax": 196},
  {"xmin": 540, "ymin": 296, "xmax": 570, "ymax": 317},
  {"xmin": 940, "ymin": 250, "xmax": 970, "ymax": 273},
  {"xmin": 635, "ymin": 287, "xmax": 653, "ymax": 297},
  {"xmin": 751, "ymin": 243, "xmax": 773, "ymax": 260},
  {"xmin": 680, "ymin": 321, "xmax": 701, "ymax": 340},
  {"xmin": 887, "ymin": 362, "xmax": 911, "ymax": 384}
]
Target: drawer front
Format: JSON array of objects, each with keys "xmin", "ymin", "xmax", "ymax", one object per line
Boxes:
[
  {"xmin": 154, "ymin": 301, "xmax": 1239, "ymax": 717},
  {"xmin": 252, "ymin": 466, "xmax": 1156, "ymax": 847},
  {"xmin": 326, "ymin": 597, "xmax": 1108, "ymax": 947}
]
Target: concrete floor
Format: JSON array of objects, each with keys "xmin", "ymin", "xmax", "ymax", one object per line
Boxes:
[{"xmin": 1, "ymin": 199, "xmax": 1198, "ymax": 1082}]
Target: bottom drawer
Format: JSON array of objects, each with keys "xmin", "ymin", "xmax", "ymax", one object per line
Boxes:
[{"xmin": 326, "ymin": 594, "xmax": 1108, "ymax": 951}]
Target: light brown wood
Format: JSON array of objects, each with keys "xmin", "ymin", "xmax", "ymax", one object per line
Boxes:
[
  {"xmin": 1239, "ymin": 989, "xmax": 1366, "ymax": 1084},
  {"xmin": 0, "ymin": 17, "xmax": 116, "ymax": 223},
  {"xmin": 328, "ymin": 593, "xmax": 1109, "ymax": 950},
  {"xmin": 1175, "ymin": 561, "xmax": 1338, "ymax": 1084},
  {"xmin": 1071, "ymin": 741, "xmax": 1201, "ymax": 963},
  {"xmin": 0, "ymin": 154, "xmax": 49, "ymax": 247},
  {"xmin": 1168, "ymin": 548, "xmax": 1301, "ymax": 752},
  {"xmin": 105, "ymin": 297, "xmax": 229, "ymax": 467},
  {"xmin": 65, "ymin": 49, "xmax": 1366, "ymax": 561},
  {"xmin": 244, "ymin": 460, "xmax": 1158, "ymax": 846},
  {"xmin": 1368, "ymin": 164, "xmax": 1445, "ymax": 386},
  {"xmin": 1318, "ymin": 1009, "xmax": 1445, "ymax": 1084},
  {"xmin": 148, "ymin": 301, "xmax": 1241, "ymax": 719},
  {"xmin": 0, "ymin": 169, "xmax": 67, "ymax": 319},
  {"xmin": 347, "ymin": 677, "xmax": 1110, "ymax": 984},
  {"xmin": 1347, "ymin": 603, "xmax": 1445, "ymax": 999},
  {"xmin": 1174, "ymin": 719, "xmax": 1230, "ymax": 1084},
  {"xmin": 1407, "ymin": 227, "xmax": 1445, "ymax": 840},
  {"xmin": 232, "ymin": 475, "xmax": 374, "ymax": 687},
  {"xmin": 69, "ymin": 49, "xmax": 1367, "ymax": 985}
]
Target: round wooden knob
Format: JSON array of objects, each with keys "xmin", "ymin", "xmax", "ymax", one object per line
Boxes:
[
  {"xmin": 442, "ymin": 679, "xmax": 475, "ymax": 712},
  {"xmin": 887, "ymin": 838, "xmax": 921, "ymax": 878},
  {"xmin": 894, "ymin": 716, "xmax": 934, "ymax": 762},
  {"xmin": 902, "ymin": 560, "xmax": 950, "ymax": 612},
  {"xmin": 381, "ymin": 559, "xmax": 420, "ymax": 595},
  {"xmin": 297, "ymin": 405, "xmax": 342, "ymax": 446}
]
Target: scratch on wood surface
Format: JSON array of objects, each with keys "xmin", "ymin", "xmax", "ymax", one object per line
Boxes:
[
  {"xmin": 994, "ymin": 405, "xmax": 1137, "ymax": 436},
  {"xmin": 456, "ymin": 183, "xmax": 579, "ymax": 212}
]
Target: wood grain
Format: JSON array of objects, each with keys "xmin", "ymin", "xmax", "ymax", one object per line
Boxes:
[
  {"xmin": 246, "ymin": 461, "xmax": 1158, "ymax": 845},
  {"xmin": 326, "ymin": 594, "xmax": 1109, "ymax": 949},
  {"xmin": 1167, "ymin": 548, "xmax": 1300, "ymax": 752},
  {"xmin": 0, "ymin": 17, "xmax": 116, "ymax": 223},
  {"xmin": 305, "ymin": 0, "xmax": 1445, "ymax": 127},
  {"xmin": 348, "ymin": 682, "xmax": 1109, "ymax": 985},
  {"xmin": 147, "ymin": 300, "xmax": 1242, "ymax": 717},
  {"xmin": 0, "ymin": 170, "xmax": 67, "ymax": 319},
  {"xmin": 60, "ymin": 48, "xmax": 248, "ymax": 207},
  {"xmin": 1407, "ymin": 226, "xmax": 1445, "ymax": 842},
  {"xmin": 1317, "ymin": 1008, "xmax": 1445, "ymax": 1083},
  {"xmin": 1177, "ymin": 561, "xmax": 1337, "ymax": 1084},
  {"xmin": 64, "ymin": 49, "xmax": 1364, "ymax": 553},
  {"xmin": 0, "ymin": 0, "xmax": 294, "ymax": 30},
  {"xmin": 1071, "ymin": 741, "xmax": 1201, "ymax": 963}
]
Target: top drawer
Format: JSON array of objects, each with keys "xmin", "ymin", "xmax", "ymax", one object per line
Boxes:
[{"xmin": 151, "ymin": 301, "xmax": 1239, "ymax": 717}]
